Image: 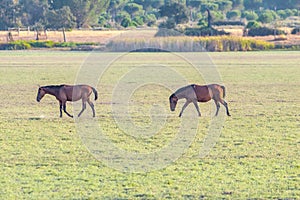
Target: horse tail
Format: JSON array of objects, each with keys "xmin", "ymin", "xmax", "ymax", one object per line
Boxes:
[
  {"xmin": 221, "ymin": 85, "xmax": 226, "ymax": 98},
  {"xmin": 92, "ymin": 87, "xmax": 98, "ymax": 101}
]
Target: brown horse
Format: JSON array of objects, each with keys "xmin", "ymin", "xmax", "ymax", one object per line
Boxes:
[
  {"xmin": 169, "ymin": 84, "xmax": 231, "ymax": 117},
  {"xmin": 36, "ymin": 84, "xmax": 98, "ymax": 118}
]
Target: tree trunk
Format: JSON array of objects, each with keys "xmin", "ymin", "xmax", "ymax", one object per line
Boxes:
[
  {"xmin": 62, "ymin": 27, "xmax": 66, "ymax": 42},
  {"xmin": 206, "ymin": 8, "xmax": 212, "ymax": 28}
]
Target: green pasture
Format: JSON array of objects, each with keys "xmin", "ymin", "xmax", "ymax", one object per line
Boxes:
[{"xmin": 0, "ymin": 51, "xmax": 299, "ymax": 199}]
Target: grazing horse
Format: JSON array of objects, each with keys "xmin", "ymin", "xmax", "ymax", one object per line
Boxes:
[
  {"xmin": 169, "ymin": 84, "xmax": 231, "ymax": 117},
  {"xmin": 36, "ymin": 84, "xmax": 98, "ymax": 118}
]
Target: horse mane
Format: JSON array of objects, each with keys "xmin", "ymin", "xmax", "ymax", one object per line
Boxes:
[
  {"xmin": 42, "ymin": 84, "xmax": 64, "ymax": 89},
  {"xmin": 175, "ymin": 84, "xmax": 193, "ymax": 95}
]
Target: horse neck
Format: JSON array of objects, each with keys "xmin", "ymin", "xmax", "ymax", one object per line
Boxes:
[
  {"xmin": 174, "ymin": 90, "xmax": 186, "ymax": 99},
  {"xmin": 43, "ymin": 87, "xmax": 59, "ymax": 97}
]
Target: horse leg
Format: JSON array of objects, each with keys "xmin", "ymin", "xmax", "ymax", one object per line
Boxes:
[
  {"xmin": 78, "ymin": 100, "xmax": 87, "ymax": 117},
  {"xmin": 221, "ymin": 100, "xmax": 231, "ymax": 116},
  {"xmin": 87, "ymin": 99, "xmax": 95, "ymax": 117},
  {"xmin": 179, "ymin": 100, "xmax": 191, "ymax": 117},
  {"xmin": 214, "ymin": 100, "xmax": 220, "ymax": 116},
  {"xmin": 193, "ymin": 101, "xmax": 201, "ymax": 117},
  {"xmin": 59, "ymin": 101, "xmax": 63, "ymax": 118},
  {"xmin": 62, "ymin": 102, "xmax": 73, "ymax": 118}
]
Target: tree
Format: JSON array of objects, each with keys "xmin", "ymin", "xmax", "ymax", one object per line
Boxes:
[
  {"xmin": 217, "ymin": 0, "xmax": 233, "ymax": 13},
  {"xmin": 232, "ymin": 0, "xmax": 244, "ymax": 10},
  {"xmin": 49, "ymin": 0, "xmax": 110, "ymax": 28},
  {"xmin": 143, "ymin": 14, "xmax": 157, "ymax": 26},
  {"xmin": 124, "ymin": 3, "xmax": 143, "ymax": 18},
  {"xmin": 0, "ymin": 0, "xmax": 19, "ymax": 29},
  {"xmin": 258, "ymin": 10, "xmax": 278, "ymax": 24},
  {"xmin": 121, "ymin": 17, "xmax": 131, "ymax": 27},
  {"xmin": 200, "ymin": 2, "xmax": 219, "ymax": 12},
  {"xmin": 187, "ymin": 0, "xmax": 202, "ymax": 8},
  {"xmin": 226, "ymin": 10, "xmax": 241, "ymax": 20},
  {"xmin": 115, "ymin": 11, "xmax": 130, "ymax": 23},
  {"xmin": 19, "ymin": 0, "xmax": 49, "ymax": 27},
  {"xmin": 262, "ymin": 0, "xmax": 299, "ymax": 10},
  {"xmin": 132, "ymin": 0, "xmax": 153, "ymax": 11},
  {"xmin": 246, "ymin": 20, "xmax": 260, "ymax": 28},
  {"xmin": 244, "ymin": 0, "xmax": 262, "ymax": 11},
  {"xmin": 45, "ymin": 6, "xmax": 76, "ymax": 29},
  {"xmin": 242, "ymin": 10, "xmax": 258, "ymax": 20},
  {"xmin": 108, "ymin": 0, "xmax": 129, "ymax": 23},
  {"xmin": 159, "ymin": 3, "xmax": 189, "ymax": 26}
]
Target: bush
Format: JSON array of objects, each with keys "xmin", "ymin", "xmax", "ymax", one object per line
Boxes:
[
  {"xmin": 121, "ymin": 17, "xmax": 131, "ymax": 28},
  {"xmin": 29, "ymin": 40, "xmax": 55, "ymax": 48},
  {"xmin": 7, "ymin": 41, "xmax": 31, "ymax": 50},
  {"xmin": 226, "ymin": 10, "xmax": 241, "ymax": 20},
  {"xmin": 155, "ymin": 28, "xmax": 183, "ymax": 37},
  {"xmin": 291, "ymin": 27, "xmax": 300, "ymax": 35},
  {"xmin": 242, "ymin": 11, "xmax": 258, "ymax": 21},
  {"xmin": 184, "ymin": 27, "xmax": 229, "ymax": 36},
  {"xmin": 133, "ymin": 16, "xmax": 144, "ymax": 26},
  {"xmin": 246, "ymin": 21, "xmax": 261, "ymax": 29},
  {"xmin": 212, "ymin": 21, "xmax": 245, "ymax": 26},
  {"xmin": 0, "ymin": 40, "xmax": 98, "ymax": 50},
  {"xmin": 248, "ymin": 27, "xmax": 285, "ymax": 36},
  {"xmin": 277, "ymin": 9, "xmax": 295, "ymax": 19},
  {"xmin": 258, "ymin": 10, "xmax": 278, "ymax": 24},
  {"xmin": 159, "ymin": 18, "xmax": 176, "ymax": 29},
  {"xmin": 143, "ymin": 14, "xmax": 157, "ymax": 27},
  {"xmin": 54, "ymin": 42, "xmax": 77, "ymax": 48}
]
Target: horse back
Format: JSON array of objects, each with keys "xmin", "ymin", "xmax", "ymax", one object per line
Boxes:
[
  {"xmin": 207, "ymin": 84, "xmax": 225, "ymax": 100},
  {"xmin": 61, "ymin": 85, "xmax": 92, "ymax": 101},
  {"xmin": 193, "ymin": 84, "xmax": 212, "ymax": 102}
]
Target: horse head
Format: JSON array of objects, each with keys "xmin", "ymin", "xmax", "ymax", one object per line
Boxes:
[
  {"xmin": 36, "ymin": 86, "xmax": 45, "ymax": 102},
  {"xmin": 169, "ymin": 93, "xmax": 178, "ymax": 111}
]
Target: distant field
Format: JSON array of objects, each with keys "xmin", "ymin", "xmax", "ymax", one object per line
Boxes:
[
  {"xmin": 0, "ymin": 29, "xmax": 157, "ymax": 44},
  {"xmin": 0, "ymin": 51, "xmax": 299, "ymax": 199},
  {"xmin": 1, "ymin": 28, "xmax": 300, "ymax": 47}
]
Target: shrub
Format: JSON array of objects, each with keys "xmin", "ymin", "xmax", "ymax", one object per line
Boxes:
[
  {"xmin": 154, "ymin": 28, "xmax": 183, "ymax": 37},
  {"xmin": 248, "ymin": 27, "xmax": 285, "ymax": 36},
  {"xmin": 291, "ymin": 27, "xmax": 300, "ymax": 35},
  {"xmin": 29, "ymin": 40, "xmax": 55, "ymax": 48},
  {"xmin": 246, "ymin": 21, "xmax": 261, "ymax": 29},
  {"xmin": 212, "ymin": 21, "xmax": 245, "ymax": 26},
  {"xmin": 8, "ymin": 41, "xmax": 31, "ymax": 50},
  {"xmin": 133, "ymin": 16, "xmax": 144, "ymax": 26},
  {"xmin": 242, "ymin": 11, "xmax": 258, "ymax": 21},
  {"xmin": 121, "ymin": 17, "xmax": 131, "ymax": 28},
  {"xmin": 226, "ymin": 10, "xmax": 241, "ymax": 20},
  {"xmin": 143, "ymin": 14, "xmax": 156, "ymax": 27},
  {"xmin": 184, "ymin": 27, "xmax": 229, "ymax": 36},
  {"xmin": 54, "ymin": 42, "xmax": 77, "ymax": 48},
  {"xmin": 258, "ymin": 10, "xmax": 278, "ymax": 24},
  {"xmin": 277, "ymin": 9, "xmax": 295, "ymax": 19},
  {"xmin": 159, "ymin": 18, "xmax": 176, "ymax": 29}
]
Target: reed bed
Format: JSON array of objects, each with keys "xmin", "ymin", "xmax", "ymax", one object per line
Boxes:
[{"xmin": 106, "ymin": 36, "xmax": 275, "ymax": 52}]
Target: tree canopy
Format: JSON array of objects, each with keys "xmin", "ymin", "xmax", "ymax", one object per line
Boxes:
[{"xmin": 0, "ymin": 0, "xmax": 299, "ymax": 30}]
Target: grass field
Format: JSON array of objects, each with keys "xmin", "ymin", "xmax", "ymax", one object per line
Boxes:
[
  {"xmin": 0, "ymin": 51, "xmax": 299, "ymax": 199},
  {"xmin": 1, "ymin": 28, "xmax": 300, "ymax": 47}
]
